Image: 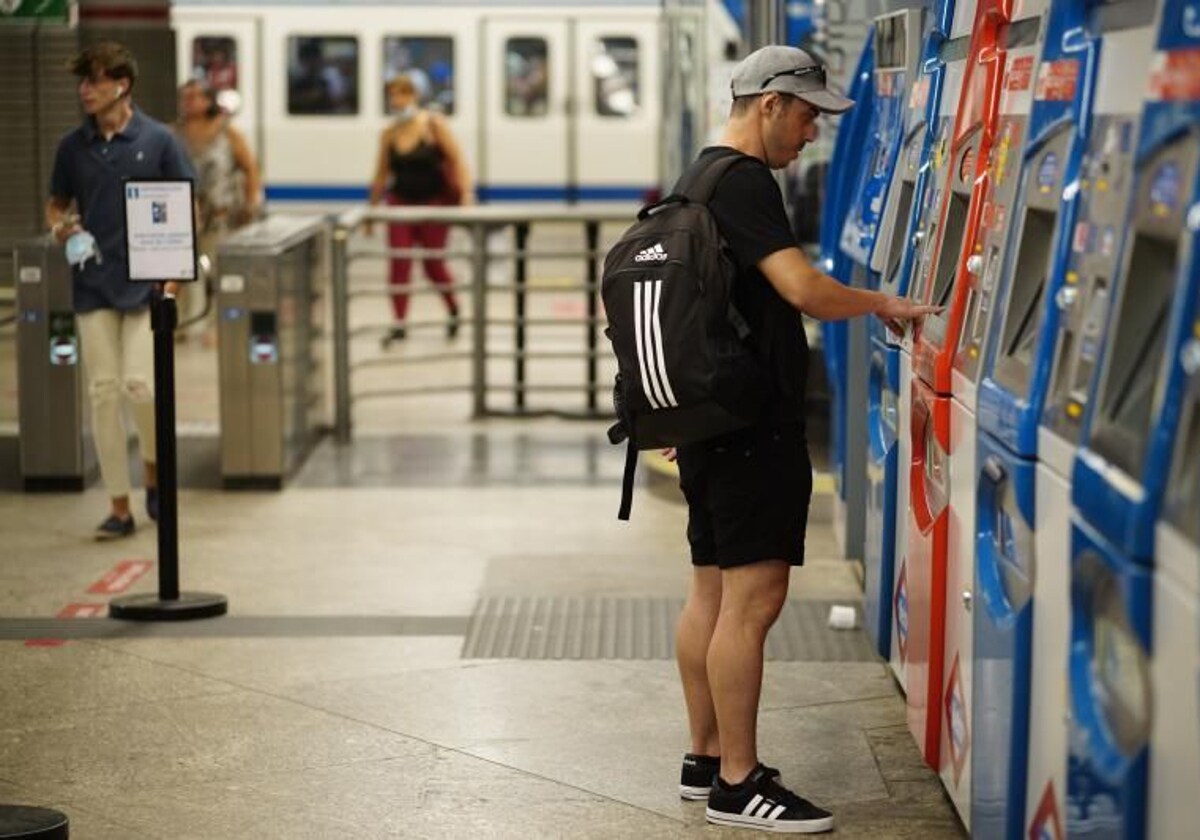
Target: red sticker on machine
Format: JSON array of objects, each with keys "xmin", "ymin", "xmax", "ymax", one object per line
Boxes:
[
  {"xmin": 910, "ymin": 77, "xmax": 930, "ymax": 110},
  {"xmin": 943, "ymin": 653, "xmax": 970, "ymax": 787},
  {"xmin": 1035, "ymin": 60, "xmax": 1080, "ymax": 102},
  {"xmin": 1006, "ymin": 56, "xmax": 1035, "ymax": 92},
  {"xmin": 1029, "ymin": 780, "xmax": 1064, "ymax": 840},
  {"xmin": 1149, "ymin": 49, "xmax": 1200, "ymax": 102}
]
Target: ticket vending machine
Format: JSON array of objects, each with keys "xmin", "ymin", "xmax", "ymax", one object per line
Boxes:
[
  {"xmin": 1069, "ymin": 3, "xmax": 1200, "ymax": 831},
  {"xmin": 1029, "ymin": 5, "xmax": 1159, "ymax": 832},
  {"xmin": 904, "ymin": 0, "xmax": 1026, "ymax": 771},
  {"xmin": 847, "ymin": 5, "xmax": 926, "ymax": 661},
  {"xmin": 1149, "ymin": 315, "xmax": 1200, "ymax": 839},
  {"xmin": 969, "ymin": 1, "xmax": 1114, "ymax": 834},
  {"xmin": 888, "ymin": 0, "xmax": 979, "ymax": 692},
  {"xmin": 821, "ymin": 37, "xmax": 876, "ymax": 564},
  {"xmin": 935, "ymin": 1, "xmax": 1051, "ymax": 813}
]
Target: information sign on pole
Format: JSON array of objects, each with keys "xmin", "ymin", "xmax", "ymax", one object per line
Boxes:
[{"xmin": 122, "ymin": 179, "xmax": 197, "ymax": 282}]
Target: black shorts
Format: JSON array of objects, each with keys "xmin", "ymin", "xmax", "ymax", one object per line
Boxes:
[{"xmin": 676, "ymin": 421, "xmax": 813, "ymax": 569}]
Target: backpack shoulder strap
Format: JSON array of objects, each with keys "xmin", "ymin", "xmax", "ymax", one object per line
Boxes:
[{"xmin": 674, "ymin": 149, "xmax": 748, "ymax": 206}]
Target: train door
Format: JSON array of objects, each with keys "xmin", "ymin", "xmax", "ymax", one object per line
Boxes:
[
  {"xmin": 173, "ymin": 15, "xmax": 262, "ymax": 162},
  {"xmin": 572, "ymin": 18, "xmax": 659, "ymax": 199},
  {"xmin": 480, "ymin": 16, "xmax": 659, "ymax": 201},
  {"xmin": 481, "ymin": 18, "xmax": 571, "ymax": 200}
]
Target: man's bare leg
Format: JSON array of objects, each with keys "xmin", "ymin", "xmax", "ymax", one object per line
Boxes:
[
  {"xmin": 707, "ymin": 559, "xmax": 791, "ymax": 784},
  {"xmin": 676, "ymin": 565, "xmax": 723, "ymax": 756}
]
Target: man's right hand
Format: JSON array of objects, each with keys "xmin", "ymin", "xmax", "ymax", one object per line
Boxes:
[{"xmin": 877, "ymin": 294, "xmax": 943, "ymax": 335}]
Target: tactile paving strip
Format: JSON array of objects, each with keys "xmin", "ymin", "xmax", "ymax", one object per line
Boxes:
[{"xmin": 460, "ymin": 596, "xmax": 876, "ymax": 661}]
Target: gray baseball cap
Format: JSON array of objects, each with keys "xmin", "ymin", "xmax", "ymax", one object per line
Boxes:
[{"xmin": 729, "ymin": 46, "xmax": 855, "ymax": 114}]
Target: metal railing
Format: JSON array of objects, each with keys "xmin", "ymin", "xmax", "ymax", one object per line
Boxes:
[{"xmin": 331, "ymin": 204, "xmax": 636, "ymax": 442}]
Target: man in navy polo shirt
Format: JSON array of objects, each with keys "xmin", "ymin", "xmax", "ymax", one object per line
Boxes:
[{"xmin": 46, "ymin": 41, "xmax": 195, "ymax": 539}]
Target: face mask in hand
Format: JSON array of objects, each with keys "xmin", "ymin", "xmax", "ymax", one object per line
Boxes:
[
  {"xmin": 395, "ymin": 104, "xmax": 418, "ymax": 124},
  {"xmin": 65, "ymin": 230, "xmax": 102, "ymax": 270}
]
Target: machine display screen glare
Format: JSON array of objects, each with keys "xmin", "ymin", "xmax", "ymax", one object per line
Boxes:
[
  {"xmin": 1094, "ymin": 233, "xmax": 1177, "ymax": 476},
  {"xmin": 885, "ymin": 179, "xmax": 916, "ymax": 288},
  {"xmin": 875, "ymin": 14, "xmax": 908, "ymax": 71}
]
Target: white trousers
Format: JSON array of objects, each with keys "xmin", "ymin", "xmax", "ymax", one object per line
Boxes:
[{"xmin": 76, "ymin": 307, "xmax": 157, "ymax": 498}]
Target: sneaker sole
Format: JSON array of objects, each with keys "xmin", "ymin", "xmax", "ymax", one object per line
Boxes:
[
  {"xmin": 706, "ymin": 808, "xmax": 834, "ymax": 834},
  {"xmin": 680, "ymin": 784, "xmax": 711, "ymax": 801}
]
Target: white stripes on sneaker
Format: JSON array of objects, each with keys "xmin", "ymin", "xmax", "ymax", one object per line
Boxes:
[
  {"xmin": 743, "ymin": 794, "xmax": 787, "ymax": 820},
  {"xmin": 633, "ymin": 279, "xmax": 677, "ymax": 410}
]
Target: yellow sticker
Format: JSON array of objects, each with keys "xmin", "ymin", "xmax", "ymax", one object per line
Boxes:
[
  {"xmin": 1066, "ymin": 271, "xmax": 1079, "ymax": 285},
  {"xmin": 1066, "ymin": 401, "xmax": 1083, "ymax": 419}
]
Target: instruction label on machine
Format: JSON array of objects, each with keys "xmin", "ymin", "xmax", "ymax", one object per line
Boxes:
[{"xmin": 123, "ymin": 179, "xmax": 197, "ymax": 282}]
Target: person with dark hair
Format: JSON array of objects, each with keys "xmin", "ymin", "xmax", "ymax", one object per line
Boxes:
[
  {"xmin": 667, "ymin": 46, "xmax": 937, "ymax": 833},
  {"xmin": 175, "ymin": 78, "xmax": 262, "ymax": 342},
  {"xmin": 366, "ymin": 74, "xmax": 471, "ymax": 345},
  {"xmin": 45, "ymin": 41, "xmax": 196, "ymax": 539}
]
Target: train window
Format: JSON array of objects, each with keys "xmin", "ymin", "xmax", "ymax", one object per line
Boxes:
[
  {"xmin": 505, "ymin": 38, "xmax": 549, "ymax": 117},
  {"xmin": 592, "ymin": 37, "xmax": 639, "ymax": 117},
  {"xmin": 191, "ymin": 36, "xmax": 238, "ymax": 93},
  {"xmin": 287, "ymin": 36, "xmax": 359, "ymax": 116},
  {"xmin": 383, "ymin": 37, "xmax": 455, "ymax": 116}
]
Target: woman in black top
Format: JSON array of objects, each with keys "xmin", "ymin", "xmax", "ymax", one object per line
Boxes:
[{"xmin": 367, "ymin": 75, "xmax": 471, "ymax": 344}]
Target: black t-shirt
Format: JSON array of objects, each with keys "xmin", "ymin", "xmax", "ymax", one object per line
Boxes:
[{"xmin": 683, "ymin": 146, "xmax": 810, "ymax": 425}]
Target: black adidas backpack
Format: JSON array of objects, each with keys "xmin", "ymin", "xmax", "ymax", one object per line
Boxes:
[{"xmin": 603, "ymin": 150, "xmax": 774, "ymax": 519}]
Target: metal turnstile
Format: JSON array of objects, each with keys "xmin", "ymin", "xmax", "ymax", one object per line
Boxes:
[
  {"xmin": 216, "ymin": 217, "xmax": 327, "ymax": 488},
  {"xmin": 13, "ymin": 238, "xmax": 93, "ymax": 490}
]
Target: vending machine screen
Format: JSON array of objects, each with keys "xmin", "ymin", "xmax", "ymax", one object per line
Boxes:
[
  {"xmin": 884, "ymin": 179, "xmax": 916, "ymax": 286},
  {"xmin": 995, "ymin": 207, "xmax": 1055, "ymax": 392},
  {"xmin": 1091, "ymin": 232, "xmax": 1177, "ymax": 477}
]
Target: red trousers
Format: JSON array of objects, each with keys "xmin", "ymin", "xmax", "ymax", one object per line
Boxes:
[{"xmin": 386, "ymin": 195, "xmax": 459, "ymax": 322}]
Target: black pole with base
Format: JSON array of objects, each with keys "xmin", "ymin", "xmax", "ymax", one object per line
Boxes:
[
  {"xmin": 110, "ymin": 289, "xmax": 227, "ymax": 621},
  {"xmin": 0, "ymin": 805, "xmax": 69, "ymax": 839}
]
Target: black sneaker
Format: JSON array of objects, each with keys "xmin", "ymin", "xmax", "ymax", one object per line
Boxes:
[
  {"xmin": 706, "ymin": 764, "xmax": 833, "ymax": 834},
  {"xmin": 380, "ymin": 326, "xmax": 407, "ymax": 348},
  {"xmin": 95, "ymin": 514, "xmax": 135, "ymax": 541},
  {"xmin": 681, "ymin": 753, "xmax": 721, "ymax": 800},
  {"xmin": 681, "ymin": 755, "xmax": 781, "ymax": 801}
]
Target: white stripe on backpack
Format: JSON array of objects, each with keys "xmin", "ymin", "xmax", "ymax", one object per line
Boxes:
[{"xmin": 633, "ymin": 280, "xmax": 677, "ymax": 410}]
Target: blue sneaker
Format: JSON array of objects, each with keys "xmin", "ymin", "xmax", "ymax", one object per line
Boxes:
[
  {"xmin": 146, "ymin": 487, "xmax": 159, "ymax": 522},
  {"xmin": 95, "ymin": 514, "xmax": 135, "ymax": 541}
]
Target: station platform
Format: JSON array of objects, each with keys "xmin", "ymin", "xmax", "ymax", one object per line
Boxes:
[
  {"xmin": 0, "ymin": 426, "xmax": 962, "ymax": 837},
  {"xmin": 0, "ymin": 223, "xmax": 963, "ymax": 837}
]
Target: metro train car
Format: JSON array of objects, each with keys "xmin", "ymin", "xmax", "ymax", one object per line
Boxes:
[{"xmin": 171, "ymin": 0, "xmax": 727, "ymax": 205}]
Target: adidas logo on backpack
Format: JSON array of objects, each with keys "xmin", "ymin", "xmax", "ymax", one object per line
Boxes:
[
  {"xmin": 602, "ymin": 150, "xmax": 774, "ymax": 520},
  {"xmin": 634, "ymin": 243, "xmax": 669, "ymax": 263}
]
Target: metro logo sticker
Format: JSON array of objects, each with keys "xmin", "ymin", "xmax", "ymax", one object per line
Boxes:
[
  {"xmin": 894, "ymin": 560, "xmax": 909, "ymax": 664},
  {"xmin": 1035, "ymin": 60, "xmax": 1080, "ymax": 102},
  {"xmin": 943, "ymin": 653, "xmax": 970, "ymax": 787},
  {"xmin": 1028, "ymin": 780, "xmax": 1064, "ymax": 840}
]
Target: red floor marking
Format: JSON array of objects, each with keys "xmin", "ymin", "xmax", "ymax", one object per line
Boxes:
[
  {"xmin": 87, "ymin": 560, "xmax": 153, "ymax": 595},
  {"xmin": 24, "ymin": 603, "xmax": 107, "ymax": 647}
]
